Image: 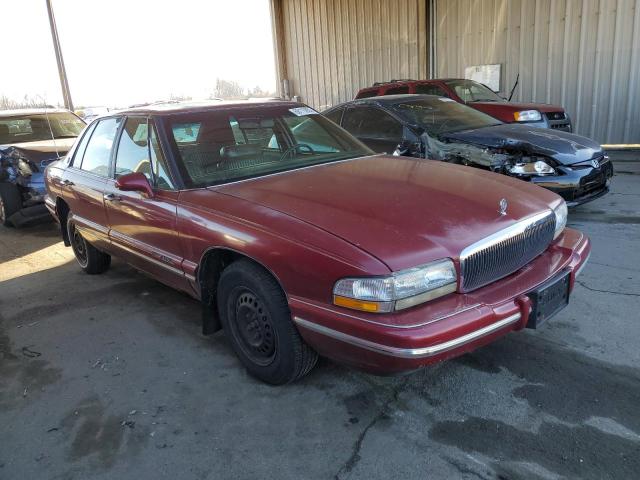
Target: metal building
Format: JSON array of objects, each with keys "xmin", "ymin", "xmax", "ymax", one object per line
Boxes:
[{"xmin": 269, "ymin": 0, "xmax": 640, "ymax": 143}]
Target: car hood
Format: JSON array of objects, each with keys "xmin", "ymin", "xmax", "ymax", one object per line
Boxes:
[
  {"xmin": 470, "ymin": 101, "xmax": 564, "ymax": 113},
  {"xmin": 216, "ymin": 155, "xmax": 559, "ymax": 271},
  {"xmin": 3, "ymin": 137, "xmax": 76, "ymax": 157},
  {"xmin": 441, "ymin": 124, "xmax": 603, "ymax": 165}
]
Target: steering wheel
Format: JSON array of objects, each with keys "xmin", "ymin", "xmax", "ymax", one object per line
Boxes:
[{"xmin": 278, "ymin": 143, "xmax": 315, "ymax": 161}]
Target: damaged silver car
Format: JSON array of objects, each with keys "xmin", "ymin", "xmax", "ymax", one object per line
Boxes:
[
  {"xmin": 0, "ymin": 108, "xmax": 85, "ymax": 226},
  {"xmin": 324, "ymin": 95, "xmax": 613, "ymax": 206}
]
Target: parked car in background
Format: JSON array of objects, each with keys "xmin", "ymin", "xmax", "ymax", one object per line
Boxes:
[
  {"xmin": 355, "ymin": 79, "xmax": 572, "ymax": 131},
  {"xmin": 325, "ymin": 95, "xmax": 612, "ymax": 206},
  {"xmin": 0, "ymin": 108, "xmax": 85, "ymax": 226},
  {"xmin": 75, "ymin": 106, "xmax": 111, "ymax": 123},
  {"xmin": 45, "ymin": 100, "xmax": 589, "ymax": 384}
]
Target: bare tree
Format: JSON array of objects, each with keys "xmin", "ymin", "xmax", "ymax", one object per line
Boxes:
[
  {"xmin": 0, "ymin": 94, "xmax": 54, "ymax": 110},
  {"xmin": 211, "ymin": 79, "xmax": 246, "ymax": 99},
  {"xmin": 247, "ymin": 85, "xmax": 276, "ymax": 98}
]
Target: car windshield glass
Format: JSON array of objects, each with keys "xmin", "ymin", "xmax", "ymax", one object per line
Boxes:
[
  {"xmin": 445, "ymin": 79, "xmax": 504, "ymax": 102},
  {"xmin": 0, "ymin": 112, "xmax": 85, "ymax": 144},
  {"xmin": 165, "ymin": 105, "xmax": 373, "ymax": 187},
  {"xmin": 394, "ymin": 97, "xmax": 502, "ymax": 136}
]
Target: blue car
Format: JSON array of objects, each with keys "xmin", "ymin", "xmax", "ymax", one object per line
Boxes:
[{"xmin": 0, "ymin": 109, "xmax": 85, "ymax": 227}]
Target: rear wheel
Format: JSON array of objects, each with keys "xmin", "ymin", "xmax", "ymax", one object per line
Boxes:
[
  {"xmin": 67, "ymin": 216, "xmax": 111, "ymax": 274},
  {"xmin": 0, "ymin": 183, "xmax": 22, "ymax": 227},
  {"xmin": 217, "ymin": 259, "xmax": 318, "ymax": 384}
]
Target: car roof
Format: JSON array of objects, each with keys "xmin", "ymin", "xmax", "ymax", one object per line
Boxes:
[
  {"xmin": 331, "ymin": 94, "xmax": 444, "ymax": 109},
  {"xmin": 0, "ymin": 108, "xmax": 73, "ymax": 118},
  {"xmin": 117, "ymin": 99, "xmax": 303, "ymax": 116}
]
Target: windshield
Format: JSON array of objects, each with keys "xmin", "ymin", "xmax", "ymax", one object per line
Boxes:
[
  {"xmin": 0, "ymin": 112, "xmax": 86, "ymax": 145},
  {"xmin": 394, "ymin": 97, "xmax": 502, "ymax": 136},
  {"xmin": 445, "ymin": 79, "xmax": 504, "ymax": 103},
  {"xmin": 165, "ymin": 106, "xmax": 373, "ymax": 187}
]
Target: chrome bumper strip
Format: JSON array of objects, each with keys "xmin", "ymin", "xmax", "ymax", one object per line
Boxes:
[
  {"xmin": 293, "ymin": 312, "xmax": 521, "ymax": 359},
  {"xmin": 574, "ymin": 251, "xmax": 591, "ymax": 277}
]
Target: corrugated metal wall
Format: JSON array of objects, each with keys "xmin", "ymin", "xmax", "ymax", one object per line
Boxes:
[
  {"xmin": 436, "ymin": 0, "xmax": 640, "ymax": 143},
  {"xmin": 272, "ymin": 0, "xmax": 428, "ymax": 110}
]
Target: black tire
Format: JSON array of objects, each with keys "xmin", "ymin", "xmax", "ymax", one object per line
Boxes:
[
  {"xmin": 217, "ymin": 259, "xmax": 318, "ymax": 385},
  {"xmin": 0, "ymin": 183, "xmax": 22, "ymax": 227},
  {"xmin": 67, "ymin": 215, "xmax": 111, "ymax": 274}
]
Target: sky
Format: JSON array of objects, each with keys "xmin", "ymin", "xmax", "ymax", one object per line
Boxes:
[{"xmin": 1, "ymin": 0, "xmax": 277, "ymax": 108}]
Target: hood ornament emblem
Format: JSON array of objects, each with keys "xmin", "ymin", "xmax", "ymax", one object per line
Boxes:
[{"xmin": 499, "ymin": 198, "xmax": 508, "ymax": 216}]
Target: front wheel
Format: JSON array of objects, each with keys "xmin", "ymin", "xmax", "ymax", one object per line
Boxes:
[
  {"xmin": 67, "ymin": 216, "xmax": 111, "ymax": 274},
  {"xmin": 0, "ymin": 183, "xmax": 22, "ymax": 227},
  {"xmin": 217, "ymin": 259, "xmax": 318, "ymax": 385}
]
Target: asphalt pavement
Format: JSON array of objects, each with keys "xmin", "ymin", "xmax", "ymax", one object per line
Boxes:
[{"xmin": 1, "ymin": 170, "xmax": 638, "ymax": 480}]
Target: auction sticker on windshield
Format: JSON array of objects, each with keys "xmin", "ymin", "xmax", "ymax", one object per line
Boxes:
[{"xmin": 289, "ymin": 107, "xmax": 318, "ymax": 116}]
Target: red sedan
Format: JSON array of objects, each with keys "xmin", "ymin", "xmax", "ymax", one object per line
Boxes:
[{"xmin": 44, "ymin": 101, "xmax": 589, "ymax": 384}]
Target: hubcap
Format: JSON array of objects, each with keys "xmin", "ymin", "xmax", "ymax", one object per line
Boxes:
[
  {"xmin": 70, "ymin": 224, "xmax": 88, "ymax": 267},
  {"xmin": 232, "ymin": 290, "xmax": 276, "ymax": 366}
]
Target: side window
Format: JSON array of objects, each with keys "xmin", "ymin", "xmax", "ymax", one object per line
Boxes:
[
  {"xmin": 415, "ymin": 84, "xmax": 448, "ymax": 96},
  {"xmin": 114, "ymin": 117, "xmax": 151, "ymax": 180},
  {"xmin": 324, "ymin": 108, "xmax": 344, "ymax": 125},
  {"xmin": 80, "ymin": 117, "xmax": 121, "ymax": 177},
  {"xmin": 383, "ymin": 86, "xmax": 409, "ymax": 95},
  {"xmin": 355, "ymin": 90, "xmax": 379, "ymax": 99},
  {"xmin": 149, "ymin": 121, "xmax": 175, "ymax": 190},
  {"xmin": 70, "ymin": 122, "xmax": 97, "ymax": 167},
  {"xmin": 342, "ymin": 106, "xmax": 403, "ymax": 140}
]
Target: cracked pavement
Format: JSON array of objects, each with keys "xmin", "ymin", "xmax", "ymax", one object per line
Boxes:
[{"xmin": 1, "ymin": 170, "xmax": 638, "ymax": 480}]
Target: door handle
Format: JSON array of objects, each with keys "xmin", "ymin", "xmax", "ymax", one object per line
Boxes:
[
  {"xmin": 61, "ymin": 179, "xmax": 74, "ymax": 186},
  {"xmin": 104, "ymin": 193, "xmax": 121, "ymax": 202}
]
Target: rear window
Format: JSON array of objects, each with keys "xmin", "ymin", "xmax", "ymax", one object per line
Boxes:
[
  {"xmin": 415, "ymin": 84, "xmax": 448, "ymax": 96},
  {"xmin": 355, "ymin": 90, "xmax": 379, "ymax": 99},
  {"xmin": 165, "ymin": 106, "xmax": 372, "ymax": 188},
  {"xmin": 383, "ymin": 86, "xmax": 409, "ymax": 95}
]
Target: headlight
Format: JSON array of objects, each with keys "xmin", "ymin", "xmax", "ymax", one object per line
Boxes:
[
  {"xmin": 508, "ymin": 160, "xmax": 555, "ymax": 176},
  {"xmin": 552, "ymin": 201, "xmax": 568, "ymax": 239},
  {"xmin": 513, "ymin": 110, "xmax": 542, "ymax": 122},
  {"xmin": 333, "ymin": 259, "xmax": 457, "ymax": 313}
]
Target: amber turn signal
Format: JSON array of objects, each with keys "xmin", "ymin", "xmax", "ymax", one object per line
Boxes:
[{"xmin": 333, "ymin": 295, "xmax": 382, "ymax": 313}]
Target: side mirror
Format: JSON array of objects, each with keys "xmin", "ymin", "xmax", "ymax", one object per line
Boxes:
[{"xmin": 115, "ymin": 172, "xmax": 154, "ymax": 197}]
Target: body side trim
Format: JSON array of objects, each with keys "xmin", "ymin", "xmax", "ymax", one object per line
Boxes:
[{"xmin": 293, "ymin": 313, "xmax": 521, "ymax": 359}]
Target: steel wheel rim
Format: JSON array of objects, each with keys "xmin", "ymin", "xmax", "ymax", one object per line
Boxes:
[
  {"xmin": 70, "ymin": 224, "xmax": 88, "ymax": 267},
  {"xmin": 230, "ymin": 288, "xmax": 277, "ymax": 366}
]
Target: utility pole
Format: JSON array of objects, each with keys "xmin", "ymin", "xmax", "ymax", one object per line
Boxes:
[{"xmin": 45, "ymin": 0, "xmax": 73, "ymax": 110}]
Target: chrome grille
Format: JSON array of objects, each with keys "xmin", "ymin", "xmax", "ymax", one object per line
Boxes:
[{"xmin": 460, "ymin": 212, "xmax": 556, "ymax": 292}]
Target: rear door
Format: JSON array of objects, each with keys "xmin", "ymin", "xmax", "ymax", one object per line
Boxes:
[
  {"xmin": 103, "ymin": 116, "xmax": 188, "ymax": 292},
  {"xmin": 60, "ymin": 117, "xmax": 121, "ymax": 250},
  {"xmin": 341, "ymin": 105, "xmax": 404, "ymax": 154}
]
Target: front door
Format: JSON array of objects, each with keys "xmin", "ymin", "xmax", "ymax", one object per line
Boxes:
[{"xmin": 103, "ymin": 116, "xmax": 188, "ymax": 292}]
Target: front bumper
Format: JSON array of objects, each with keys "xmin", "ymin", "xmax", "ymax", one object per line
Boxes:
[
  {"xmin": 290, "ymin": 228, "xmax": 590, "ymax": 374},
  {"xmin": 528, "ymin": 160, "xmax": 614, "ymax": 207}
]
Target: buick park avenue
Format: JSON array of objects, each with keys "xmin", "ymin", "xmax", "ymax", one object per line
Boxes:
[{"xmin": 44, "ymin": 101, "xmax": 590, "ymax": 384}]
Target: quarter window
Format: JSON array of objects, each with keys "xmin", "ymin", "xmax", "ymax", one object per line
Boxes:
[
  {"xmin": 115, "ymin": 117, "xmax": 151, "ymax": 180},
  {"xmin": 80, "ymin": 117, "xmax": 121, "ymax": 177},
  {"xmin": 70, "ymin": 122, "xmax": 97, "ymax": 167},
  {"xmin": 342, "ymin": 106, "xmax": 403, "ymax": 140}
]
